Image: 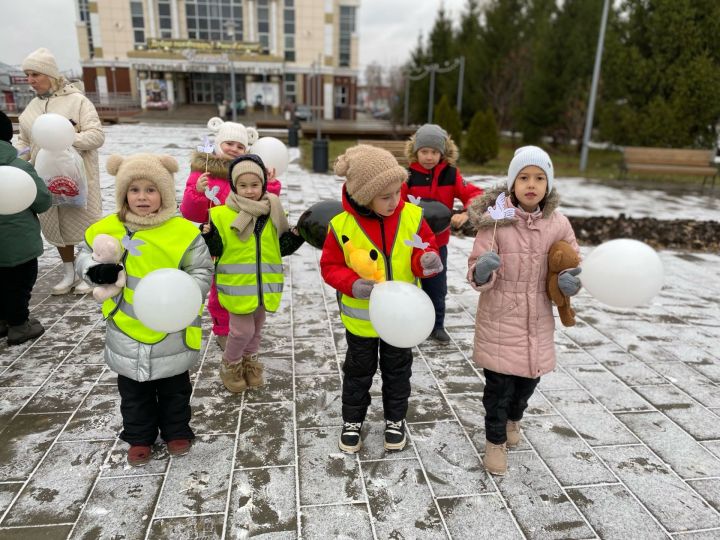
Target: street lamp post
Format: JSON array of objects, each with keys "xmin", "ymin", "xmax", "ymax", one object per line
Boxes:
[
  {"xmin": 402, "ymin": 57, "xmax": 464, "ymax": 126},
  {"xmin": 110, "ymin": 62, "xmax": 118, "ymax": 117},
  {"xmin": 224, "ymin": 20, "xmax": 238, "ymax": 122}
]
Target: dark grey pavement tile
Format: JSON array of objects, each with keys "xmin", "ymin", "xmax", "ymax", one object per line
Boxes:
[
  {"xmin": 430, "ymin": 360, "xmax": 484, "ymax": 395},
  {"xmin": 3, "ymin": 440, "xmax": 110, "ymax": 526},
  {"xmin": 363, "ymin": 459, "xmax": 446, "ymax": 538},
  {"xmin": 59, "ymin": 384, "xmax": 122, "ymax": 441},
  {"xmin": 154, "ymin": 434, "xmax": 235, "ymax": 517},
  {"xmin": 589, "ymin": 345, "xmax": 667, "ymax": 386},
  {"xmin": 191, "ymin": 393, "xmax": 241, "ymax": 435},
  {"xmin": 543, "ymin": 389, "xmax": 639, "ymax": 447},
  {"xmin": 0, "ymin": 346, "xmax": 74, "ymax": 388},
  {"xmin": 688, "ymin": 478, "xmax": 720, "ymax": 516},
  {"xmin": 445, "ymin": 393, "xmax": 486, "ymax": 452},
  {"xmin": 522, "ymin": 416, "xmax": 615, "ymax": 486},
  {"xmin": 297, "ymin": 427, "xmax": 364, "ymax": 506},
  {"xmin": 0, "ymin": 413, "xmax": 69, "ymax": 482},
  {"xmin": 438, "ymin": 494, "xmax": 522, "ymax": 539},
  {"xmin": 564, "ymin": 365, "xmax": 653, "ymax": 412},
  {"xmin": 633, "ymin": 385, "xmax": 720, "ymax": 440},
  {"xmin": 21, "ymin": 364, "xmax": 104, "ymax": 414},
  {"xmin": 69, "ymin": 475, "xmax": 162, "ymax": 539},
  {"xmin": 567, "ymin": 484, "xmax": 667, "ymax": 539},
  {"xmin": 236, "ymin": 402, "xmax": 295, "ymax": 468},
  {"xmin": 617, "ymin": 412, "xmax": 720, "ymax": 479},
  {"xmin": 407, "ymin": 371, "xmax": 455, "ymax": 423},
  {"xmin": 148, "ymin": 514, "xmax": 224, "ymax": 539},
  {"xmin": 293, "ymin": 337, "xmax": 339, "ymax": 376},
  {"xmin": 538, "ymin": 367, "xmax": 581, "ymax": 391},
  {"xmin": 227, "ymin": 466, "xmax": 296, "ymax": 537},
  {"xmin": 301, "ymin": 503, "xmax": 372, "ymax": 538},
  {"xmin": 0, "ymin": 483, "xmax": 21, "ymax": 515},
  {"xmin": 649, "ymin": 362, "xmax": 720, "ymax": 408},
  {"xmin": 0, "ymin": 525, "xmax": 73, "ymax": 539},
  {"xmin": 0, "ymin": 388, "xmax": 36, "ymax": 431},
  {"xmin": 596, "ymin": 445, "xmax": 720, "ymax": 532},
  {"xmin": 496, "ymin": 452, "xmax": 593, "ymax": 539},
  {"xmin": 409, "ymin": 421, "xmax": 489, "ymax": 497},
  {"xmin": 295, "ymin": 375, "xmax": 342, "ymax": 429}
]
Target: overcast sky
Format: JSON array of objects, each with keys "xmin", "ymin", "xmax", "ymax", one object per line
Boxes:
[{"xmin": 0, "ymin": 0, "xmax": 469, "ymax": 73}]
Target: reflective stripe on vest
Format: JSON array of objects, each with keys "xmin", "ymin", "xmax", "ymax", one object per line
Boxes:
[
  {"xmin": 84, "ymin": 214, "xmax": 204, "ymax": 349},
  {"xmin": 329, "ymin": 203, "xmax": 423, "ymax": 337},
  {"xmin": 210, "ymin": 205, "xmax": 284, "ymax": 314}
]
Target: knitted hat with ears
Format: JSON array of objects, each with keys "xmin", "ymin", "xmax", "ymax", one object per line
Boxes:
[
  {"xmin": 207, "ymin": 117, "xmax": 259, "ymax": 156},
  {"xmin": 21, "ymin": 48, "xmax": 61, "ymax": 79},
  {"xmin": 335, "ymin": 144, "xmax": 408, "ymax": 206},
  {"xmin": 106, "ymin": 153, "xmax": 178, "ymax": 219},
  {"xmin": 507, "ymin": 145, "xmax": 555, "ymax": 193}
]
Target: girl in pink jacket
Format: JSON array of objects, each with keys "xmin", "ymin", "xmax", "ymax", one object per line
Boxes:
[
  {"xmin": 180, "ymin": 117, "xmax": 277, "ymax": 349},
  {"xmin": 466, "ymin": 146, "xmax": 582, "ymax": 476}
]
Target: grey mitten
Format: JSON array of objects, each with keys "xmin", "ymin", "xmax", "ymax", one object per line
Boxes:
[
  {"xmin": 473, "ymin": 251, "xmax": 501, "ymax": 284},
  {"xmin": 351, "ymin": 279, "xmax": 375, "ymax": 299},
  {"xmin": 420, "ymin": 252, "xmax": 443, "ymax": 276},
  {"xmin": 558, "ymin": 267, "xmax": 582, "ymax": 296}
]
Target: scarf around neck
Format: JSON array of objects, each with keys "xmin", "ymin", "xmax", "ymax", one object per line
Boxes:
[{"xmin": 225, "ymin": 192, "xmax": 289, "ymax": 241}]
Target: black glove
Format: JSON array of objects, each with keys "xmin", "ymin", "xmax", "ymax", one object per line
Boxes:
[{"xmin": 86, "ymin": 263, "xmax": 123, "ymax": 285}]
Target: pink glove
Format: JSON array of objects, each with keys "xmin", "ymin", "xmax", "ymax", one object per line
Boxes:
[{"xmin": 420, "ymin": 252, "xmax": 443, "ymax": 276}]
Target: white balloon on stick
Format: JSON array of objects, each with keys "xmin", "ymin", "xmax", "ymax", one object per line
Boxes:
[
  {"xmin": 31, "ymin": 113, "xmax": 76, "ymax": 152},
  {"xmin": 0, "ymin": 166, "xmax": 37, "ymax": 215},
  {"xmin": 581, "ymin": 239, "xmax": 664, "ymax": 308},
  {"xmin": 369, "ymin": 281, "xmax": 435, "ymax": 348},
  {"xmin": 250, "ymin": 137, "xmax": 289, "ymax": 176},
  {"xmin": 133, "ymin": 269, "xmax": 203, "ymax": 333}
]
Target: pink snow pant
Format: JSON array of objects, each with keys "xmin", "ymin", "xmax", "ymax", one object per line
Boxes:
[
  {"xmin": 208, "ymin": 280, "xmax": 230, "ymax": 337},
  {"xmin": 224, "ymin": 307, "xmax": 267, "ymax": 364}
]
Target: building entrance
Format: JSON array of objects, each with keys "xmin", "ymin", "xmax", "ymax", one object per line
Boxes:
[{"xmin": 189, "ymin": 73, "xmax": 244, "ymax": 105}]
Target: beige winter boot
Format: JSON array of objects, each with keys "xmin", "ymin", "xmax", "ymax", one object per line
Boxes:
[
  {"xmin": 506, "ymin": 420, "xmax": 521, "ymax": 448},
  {"xmin": 220, "ymin": 358, "xmax": 247, "ymax": 393},
  {"xmin": 483, "ymin": 441, "xmax": 508, "ymax": 476},
  {"xmin": 243, "ymin": 354, "xmax": 265, "ymax": 387}
]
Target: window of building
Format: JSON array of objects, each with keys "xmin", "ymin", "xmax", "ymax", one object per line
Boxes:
[
  {"xmin": 130, "ymin": 1, "xmax": 145, "ymax": 46},
  {"xmin": 334, "ymin": 85, "xmax": 348, "ymax": 106},
  {"xmin": 186, "ymin": 0, "xmax": 243, "ymax": 41},
  {"xmin": 158, "ymin": 0, "xmax": 172, "ymax": 38},
  {"xmin": 284, "ymin": 73, "xmax": 296, "ymax": 103},
  {"xmin": 283, "ymin": 0, "xmax": 295, "ymax": 62},
  {"xmin": 78, "ymin": 0, "xmax": 94, "ymax": 57},
  {"xmin": 257, "ymin": 0, "xmax": 270, "ymax": 51},
  {"xmin": 338, "ymin": 5, "xmax": 356, "ymax": 67}
]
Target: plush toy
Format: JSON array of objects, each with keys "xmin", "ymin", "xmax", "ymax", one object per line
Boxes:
[
  {"xmin": 341, "ymin": 235, "xmax": 385, "ymax": 282},
  {"xmin": 91, "ymin": 234, "xmax": 127, "ymax": 303},
  {"xmin": 546, "ymin": 240, "xmax": 581, "ymax": 327}
]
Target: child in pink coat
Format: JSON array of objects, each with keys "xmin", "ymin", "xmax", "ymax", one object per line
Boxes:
[
  {"xmin": 180, "ymin": 117, "xmax": 281, "ymax": 349},
  {"xmin": 466, "ymin": 146, "xmax": 582, "ymax": 476}
]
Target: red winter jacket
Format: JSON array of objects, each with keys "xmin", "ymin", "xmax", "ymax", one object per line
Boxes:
[
  {"xmin": 320, "ymin": 186, "xmax": 439, "ymax": 297},
  {"xmin": 401, "ymin": 160, "xmax": 483, "ymax": 247}
]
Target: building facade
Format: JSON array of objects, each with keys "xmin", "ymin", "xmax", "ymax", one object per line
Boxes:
[{"xmin": 76, "ymin": 0, "xmax": 359, "ymax": 119}]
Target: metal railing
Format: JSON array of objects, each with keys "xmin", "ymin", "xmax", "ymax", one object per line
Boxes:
[{"xmin": 85, "ymin": 92, "xmax": 141, "ymax": 115}]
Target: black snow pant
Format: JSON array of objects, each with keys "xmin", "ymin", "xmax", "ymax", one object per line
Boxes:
[
  {"xmin": 117, "ymin": 371, "xmax": 194, "ymax": 446},
  {"xmin": 0, "ymin": 258, "xmax": 38, "ymax": 326},
  {"xmin": 420, "ymin": 245, "xmax": 448, "ymax": 331},
  {"xmin": 342, "ymin": 330, "xmax": 413, "ymax": 423},
  {"xmin": 482, "ymin": 368, "xmax": 540, "ymax": 445}
]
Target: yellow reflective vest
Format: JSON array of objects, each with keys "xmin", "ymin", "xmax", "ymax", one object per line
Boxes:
[
  {"xmin": 84, "ymin": 214, "xmax": 204, "ymax": 349},
  {"xmin": 210, "ymin": 205, "xmax": 284, "ymax": 314},
  {"xmin": 329, "ymin": 203, "xmax": 423, "ymax": 337}
]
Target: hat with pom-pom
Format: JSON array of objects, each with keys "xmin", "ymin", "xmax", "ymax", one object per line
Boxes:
[
  {"xmin": 334, "ymin": 144, "xmax": 408, "ymax": 206},
  {"xmin": 106, "ymin": 153, "xmax": 178, "ymax": 217},
  {"xmin": 206, "ymin": 116, "xmax": 258, "ymax": 156},
  {"xmin": 507, "ymin": 145, "xmax": 554, "ymax": 193}
]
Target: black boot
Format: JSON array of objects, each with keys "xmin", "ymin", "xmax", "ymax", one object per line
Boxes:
[
  {"xmin": 430, "ymin": 328, "xmax": 450, "ymax": 343},
  {"xmin": 7, "ymin": 319, "xmax": 44, "ymax": 346},
  {"xmin": 0, "ymin": 320, "xmax": 7, "ymax": 338}
]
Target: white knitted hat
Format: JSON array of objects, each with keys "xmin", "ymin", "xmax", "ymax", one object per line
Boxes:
[
  {"xmin": 507, "ymin": 145, "xmax": 554, "ymax": 193},
  {"xmin": 21, "ymin": 48, "xmax": 61, "ymax": 79},
  {"xmin": 207, "ymin": 117, "xmax": 259, "ymax": 153}
]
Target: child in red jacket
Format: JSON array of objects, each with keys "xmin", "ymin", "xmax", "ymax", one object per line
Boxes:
[
  {"xmin": 320, "ymin": 145, "xmax": 442, "ymax": 454},
  {"xmin": 402, "ymin": 124, "xmax": 483, "ymax": 343}
]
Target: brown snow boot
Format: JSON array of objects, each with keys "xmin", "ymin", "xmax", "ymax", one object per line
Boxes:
[
  {"xmin": 483, "ymin": 440, "xmax": 508, "ymax": 476},
  {"xmin": 243, "ymin": 354, "xmax": 265, "ymax": 387},
  {"xmin": 506, "ymin": 420, "xmax": 521, "ymax": 448},
  {"xmin": 220, "ymin": 358, "xmax": 247, "ymax": 393}
]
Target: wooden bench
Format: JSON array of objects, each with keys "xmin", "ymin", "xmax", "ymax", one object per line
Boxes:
[
  {"xmin": 622, "ymin": 146, "xmax": 717, "ymax": 188},
  {"xmin": 357, "ymin": 139, "xmax": 409, "ymax": 167}
]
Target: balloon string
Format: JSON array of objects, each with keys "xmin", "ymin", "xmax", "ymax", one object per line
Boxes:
[
  {"xmin": 490, "ymin": 221, "xmax": 498, "ymax": 252},
  {"xmin": 205, "ymin": 153, "xmax": 209, "ymax": 173}
]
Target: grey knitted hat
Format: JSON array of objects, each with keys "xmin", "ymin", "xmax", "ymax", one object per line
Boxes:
[{"xmin": 412, "ymin": 124, "xmax": 447, "ymax": 154}]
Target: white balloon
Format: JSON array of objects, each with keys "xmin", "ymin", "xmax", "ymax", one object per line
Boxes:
[
  {"xmin": 250, "ymin": 137, "xmax": 289, "ymax": 176},
  {"xmin": 369, "ymin": 281, "xmax": 435, "ymax": 348},
  {"xmin": 133, "ymin": 269, "xmax": 203, "ymax": 333},
  {"xmin": 0, "ymin": 165, "xmax": 38, "ymax": 215},
  {"xmin": 581, "ymin": 239, "xmax": 664, "ymax": 308},
  {"xmin": 31, "ymin": 113, "xmax": 76, "ymax": 151}
]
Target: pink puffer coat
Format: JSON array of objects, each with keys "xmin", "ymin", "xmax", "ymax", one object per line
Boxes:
[{"xmin": 466, "ymin": 186, "xmax": 579, "ymax": 378}]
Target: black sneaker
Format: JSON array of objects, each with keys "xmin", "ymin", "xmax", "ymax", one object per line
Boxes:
[
  {"xmin": 430, "ymin": 328, "xmax": 451, "ymax": 343},
  {"xmin": 384, "ymin": 419, "xmax": 407, "ymax": 451},
  {"xmin": 339, "ymin": 421, "xmax": 363, "ymax": 454}
]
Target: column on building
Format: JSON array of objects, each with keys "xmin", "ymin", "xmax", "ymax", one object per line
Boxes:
[{"xmin": 164, "ymin": 72, "xmax": 175, "ymax": 108}]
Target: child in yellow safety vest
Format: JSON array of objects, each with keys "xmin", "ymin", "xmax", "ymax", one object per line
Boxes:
[
  {"xmin": 200, "ymin": 154, "xmax": 304, "ymax": 393},
  {"xmin": 320, "ymin": 145, "xmax": 443, "ymax": 454},
  {"xmin": 76, "ymin": 153, "xmax": 214, "ymax": 467}
]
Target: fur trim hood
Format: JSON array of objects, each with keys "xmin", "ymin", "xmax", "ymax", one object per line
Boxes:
[
  {"xmin": 190, "ymin": 150, "xmax": 231, "ymax": 180},
  {"xmin": 405, "ymin": 134, "xmax": 459, "ymax": 165},
  {"xmin": 468, "ymin": 183, "xmax": 561, "ymax": 230}
]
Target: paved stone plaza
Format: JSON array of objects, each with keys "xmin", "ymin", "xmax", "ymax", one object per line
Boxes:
[{"xmin": 0, "ymin": 124, "xmax": 719, "ymax": 539}]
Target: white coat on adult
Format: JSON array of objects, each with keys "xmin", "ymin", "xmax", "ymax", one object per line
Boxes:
[{"xmin": 16, "ymin": 47, "xmax": 105, "ymax": 295}]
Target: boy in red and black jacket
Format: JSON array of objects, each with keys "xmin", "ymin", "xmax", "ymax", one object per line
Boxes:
[
  {"xmin": 321, "ymin": 144, "xmax": 441, "ymax": 455},
  {"xmin": 402, "ymin": 124, "xmax": 483, "ymax": 343}
]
